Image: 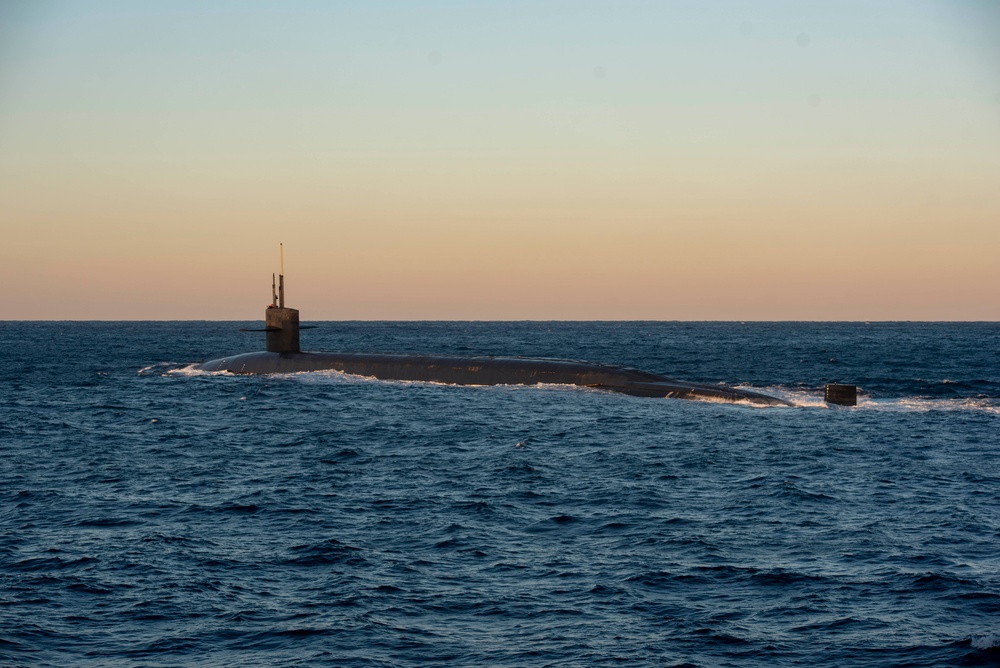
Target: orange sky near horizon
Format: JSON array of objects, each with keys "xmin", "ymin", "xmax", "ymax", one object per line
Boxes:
[{"xmin": 1, "ymin": 1, "xmax": 998, "ymax": 320}]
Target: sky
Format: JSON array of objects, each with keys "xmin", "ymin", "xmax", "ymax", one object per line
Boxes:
[{"xmin": 1, "ymin": 0, "xmax": 998, "ymax": 320}]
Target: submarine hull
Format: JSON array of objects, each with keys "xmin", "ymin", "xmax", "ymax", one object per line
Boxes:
[{"xmin": 195, "ymin": 351, "xmax": 792, "ymax": 406}]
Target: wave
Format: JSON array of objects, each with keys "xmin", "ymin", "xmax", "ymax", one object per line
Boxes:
[
  {"xmin": 971, "ymin": 634, "xmax": 1000, "ymax": 650},
  {"xmin": 137, "ymin": 362, "xmax": 226, "ymax": 377},
  {"xmin": 745, "ymin": 386, "xmax": 1000, "ymax": 413},
  {"xmin": 283, "ymin": 539, "xmax": 366, "ymax": 567},
  {"xmin": 137, "ymin": 365, "xmax": 1000, "ymax": 414}
]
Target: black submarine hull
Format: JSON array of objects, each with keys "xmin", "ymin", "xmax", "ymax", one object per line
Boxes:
[{"xmin": 195, "ymin": 351, "xmax": 792, "ymax": 406}]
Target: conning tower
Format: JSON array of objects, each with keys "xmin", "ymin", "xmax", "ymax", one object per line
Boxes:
[{"xmin": 264, "ymin": 243, "xmax": 300, "ymax": 354}]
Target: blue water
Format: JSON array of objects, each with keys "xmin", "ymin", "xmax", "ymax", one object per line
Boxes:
[{"xmin": 2, "ymin": 321, "xmax": 999, "ymax": 667}]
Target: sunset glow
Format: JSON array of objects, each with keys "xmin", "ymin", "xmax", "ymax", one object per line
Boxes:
[{"xmin": 2, "ymin": 1, "xmax": 998, "ymax": 319}]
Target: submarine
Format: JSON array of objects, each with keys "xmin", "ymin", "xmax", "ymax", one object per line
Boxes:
[{"xmin": 195, "ymin": 249, "xmax": 792, "ymax": 407}]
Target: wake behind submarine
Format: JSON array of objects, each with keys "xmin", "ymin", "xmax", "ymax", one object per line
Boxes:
[{"xmin": 196, "ymin": 251, "xmax": 793, "ymax": 407}]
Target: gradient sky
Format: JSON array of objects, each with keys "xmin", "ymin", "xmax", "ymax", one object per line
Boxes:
[{"xmin": 1, "ymin": 0, "xmax": 998, "ymax": 320}]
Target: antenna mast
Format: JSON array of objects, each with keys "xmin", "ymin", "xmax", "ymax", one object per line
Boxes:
[{"xmin": 278, "ymin": 242, "xmax": 285, "ymax": 308}]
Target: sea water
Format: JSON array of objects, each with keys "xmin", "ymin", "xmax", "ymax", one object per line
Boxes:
[{"xmin": 1, "ymin": 321, "xmax": 998, "ymax": 667}]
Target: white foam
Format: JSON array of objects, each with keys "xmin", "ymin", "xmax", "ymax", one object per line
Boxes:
[
  {"xmin": 738, "ymin": 386, "xmax": 828, "ymax": 409},
  {"xmin": 167, "ymin": 365, "xmax": 231, "ymax": 377},
  {"xmin": 137, "ymin": 362, "xmax": 229, "ymax": 377},
  {"xmin": 861, "ymin": 396, "xmax": 1000, "ymax": 414},
  {"xmin": 670, "ymin": 386, "xmax": 997, "ymax": 414},
  {"xmin": 740, "ymin": 386, "xmax": 1000, "ymax": 414},
  {"xmin": 139, "ymin": 368, "xmax": 1000, "ymax": 414},
  {"xmin": 685, "ymin": 391, "xmax": 776, "ymax": 408},
  {"xmin": 971, "ymin": 634, "xmax": 1000, "ymax": 650},
  {"xmin": 285, "ymin": 369, "xmax": 381, "ymax": 384}
]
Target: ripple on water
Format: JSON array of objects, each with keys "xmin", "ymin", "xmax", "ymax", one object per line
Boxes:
[{"xmin": 1, "ymin": 321, "xmax": 998, "ymax": 666}]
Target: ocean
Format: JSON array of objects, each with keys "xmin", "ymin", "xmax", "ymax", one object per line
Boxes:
[{"xmin": 1, "ymin": 321, "xmax": 998, "ymax": 667}]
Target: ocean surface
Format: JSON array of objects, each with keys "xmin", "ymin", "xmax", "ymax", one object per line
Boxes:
[{"xmin": 2, "ymin": 320, "xmax": 999, "ymax": 667}]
